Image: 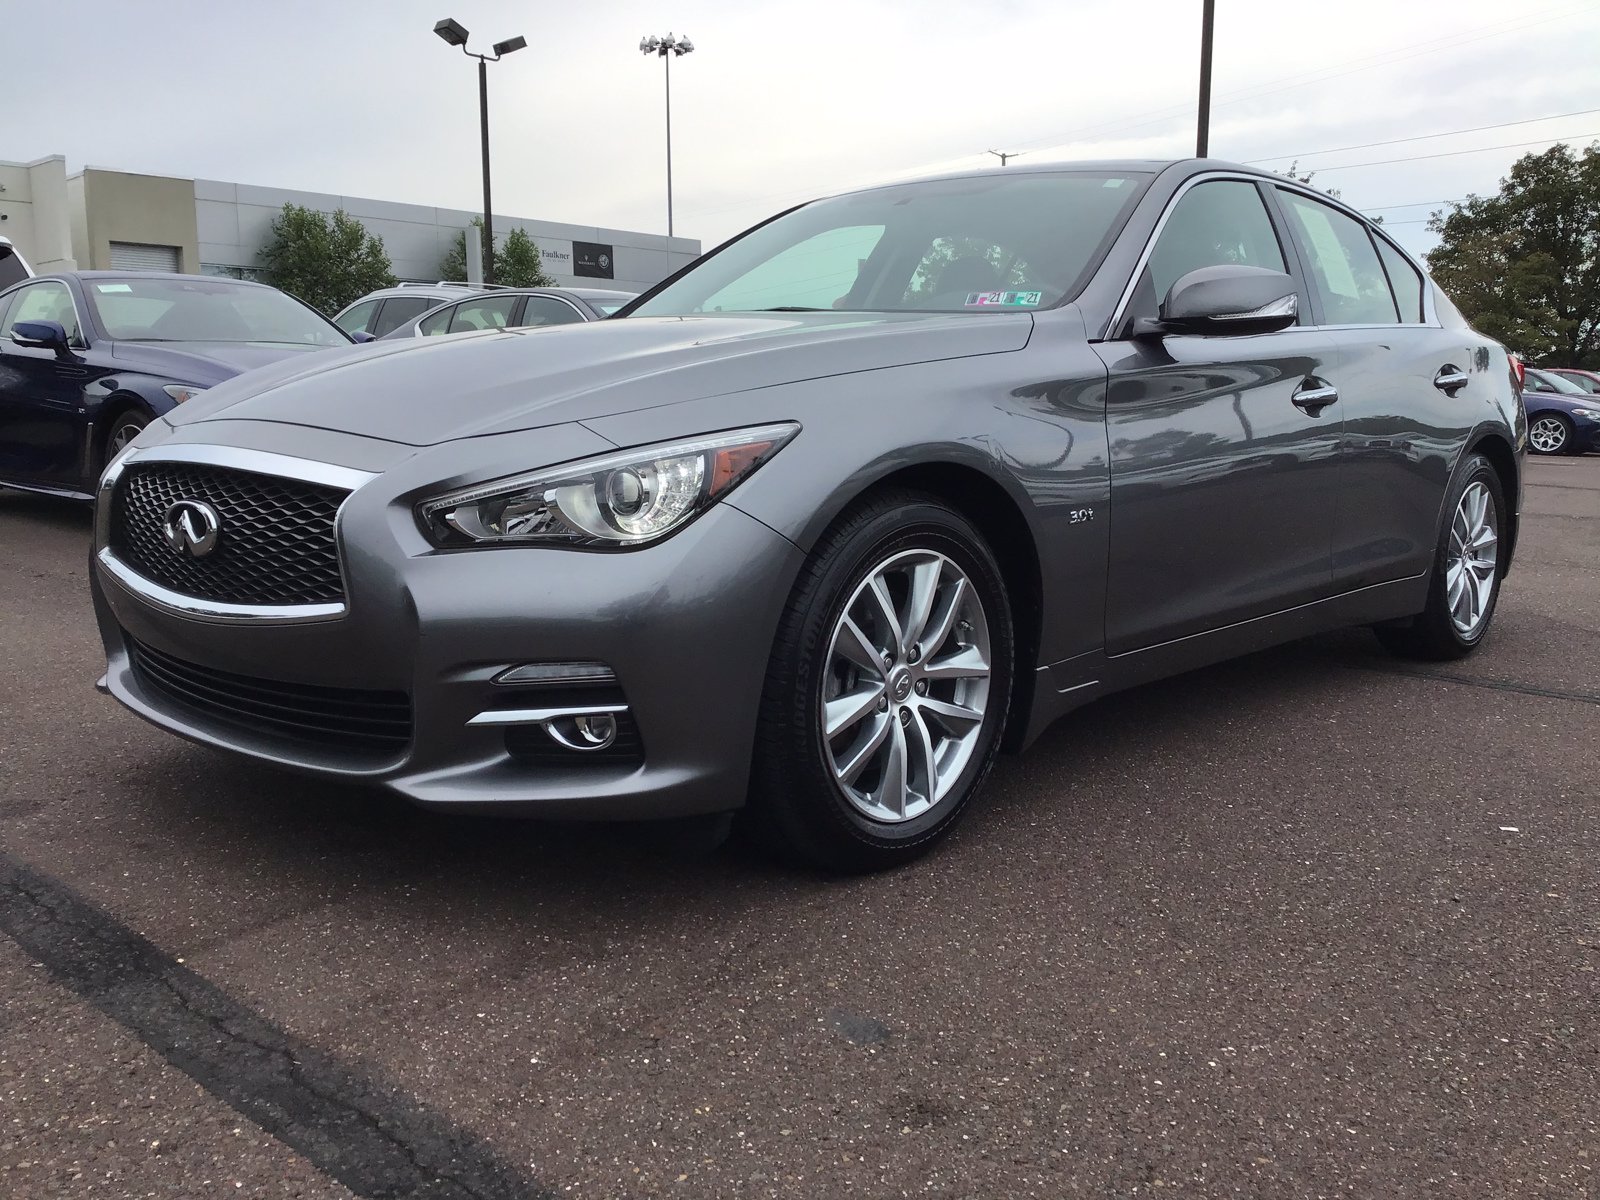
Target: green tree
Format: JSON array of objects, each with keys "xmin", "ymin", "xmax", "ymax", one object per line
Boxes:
[
  {"xmin": 257, "ymin": 204, "xmax": 394, "ymax": 314},
  {"xmin": 1427, "ymin": 142, "xmax": 1600, "ymax": 367},
  {"xmin": 499, "ymin": 227, "xmax": 554, "ymax": 287},
  {"xmin": 440, "ymin": 219, "xmax": 556, "ymax": 287}
]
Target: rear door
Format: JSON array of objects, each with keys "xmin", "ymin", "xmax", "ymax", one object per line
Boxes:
[
  {"xmin": 1271, "ymin": 187, "xmax": 1487, "ymax": 590},
  {"xmin": 1094, "ymin": 177, "xmax": 1342, "ymax": 653}
]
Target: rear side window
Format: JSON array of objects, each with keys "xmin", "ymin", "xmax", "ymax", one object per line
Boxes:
[
  {"xmin": 371, "ymin": 296, "xmax": 439, "ymax": 336},
  {"xmin": 418, "ymin": 305, "xmax": 454, "ymax": 336},
  {"xmin": 1374, "ymin": 238, "xmax": 1424, "ymax": 323},
  {"xmin": 1276, "ymin": 190, "xmax": 1398, "ymax": 325},
  {"xmin": 518, "ymin": 297, "xmax": 586, "ymax": 327},
  {"xmin": 0, "ymin": 245, "xmax": 30, "ymax": 290},
  {"xmin": 448, "ymin": 295, "xmax": 518, "ymax": 332},
  {"xmin": 335, "ymin": 299, "xmax": 379, "ymax": 335}
]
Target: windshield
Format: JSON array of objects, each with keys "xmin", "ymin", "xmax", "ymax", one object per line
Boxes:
[
  {"xmin": 1528, "ymin": 368, "xmax": 1587, "ymax": 395},
  {"xmin": 588, "ymin": 300, "xmax": 631, "ymax": 316},
  {"xmin": 87, "ymin": 278, "xmax": 349, "ymax": 346},
  {"xmin": 629, "ymin": 170, "xmax": 1149, "ymax": 317}
]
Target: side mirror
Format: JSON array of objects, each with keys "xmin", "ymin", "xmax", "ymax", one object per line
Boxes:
[
  {"xmin": 349, "ymin": 330, "xmax": 376, "ymax": 344},
  {"xmin": 10, "ymin": 319, "xmax": 76, "ymax": 359},
  {"xmin": 1136, "ymin": 265, "xmax": 1299, "ymax": 338}
]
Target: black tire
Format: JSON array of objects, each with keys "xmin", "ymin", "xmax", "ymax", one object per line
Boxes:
[
  {"xmin": 1374, "ymin": 453, "xmax": 1506, "ymax": 661},
  {"xmin": 103, "ymin": 408, "xmax": 151, "ymax": 464},
  {"xmin": 742, "ymin": 490, "xmax": 1014, "ymax": 873},
  {"xmin": 1527, "ymin": 412, "xmax": 1572, "ymax": 455}
]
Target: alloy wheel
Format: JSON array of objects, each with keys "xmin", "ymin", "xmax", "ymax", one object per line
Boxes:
[
  {"xmin": 821, "ymin": 549, "xmax": 992, "ymax": 823},
  {"xmin": 110, "ymin": 421, "xmax": 143, "ymax": 455},
  {"xmin": 1445, "ymin": 480, "xmax": 1498, "ymax": 637},
  {"xmin": 1528, "ymin": 415, "xmax": 1568, "ymax": 454}
]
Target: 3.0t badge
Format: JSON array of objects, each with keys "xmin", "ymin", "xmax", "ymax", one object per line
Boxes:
[{"xmin": 161, "ymin": 499, "xmax": 222, "ymax": 558}]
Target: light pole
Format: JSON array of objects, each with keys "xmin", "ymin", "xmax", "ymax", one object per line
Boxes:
[
  {"xmin": 987, "ymin": 149, "xmax": 1024, "ymax": 167},
  {"xmin": 1196, "ymin": 0, "xmax": 1215, "ymax": 157},
  {"xmin": 434, "ymin": 18, "xmax": 526, "ymax": 285},
  {"xmin": 639, "ymin": 33, "xmax": 694, "ymax": 240}
]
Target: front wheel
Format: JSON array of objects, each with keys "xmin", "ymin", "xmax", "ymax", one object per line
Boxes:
[
  {"xmin": 1527, "ymin": 413, "xmax": 1572, "ymax": 455},
  {"xmin": 1375, "ymin": 453, "xmax": 1505, "ymax": 661},
  {"xmin": 744, "ymin": 491, "xmax": 1014, "ymax": 872},
  {"xmin": 104, "ymin": 409, "xmax": 151, "ymax": 462}
]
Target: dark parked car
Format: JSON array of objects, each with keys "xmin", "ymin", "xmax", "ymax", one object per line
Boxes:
[
  {"xmin": 1523, "ymin": 367, "xmax": 1600, "ymax": 455},
  {"xmin": 1545, "ymin": 367, "xmax": 1600, "ymax": 395},
  {"xmin": 0, "ymin": 272, "xmax": 352, "ymax": 499},
  {"xmin": 377, "ymin": 287, "xmax": 637, "ymax": 340},
  {"xmin": 90, "ymin": 160, "xmax": 1523, "ymax": 871}
]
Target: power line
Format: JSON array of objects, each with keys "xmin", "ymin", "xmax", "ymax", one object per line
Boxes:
[
  {"xmin": 1313, "ymin": 131, "xmax": 1600, "ymax": 174},
  {"xmin": 1244, "ymin": 108, "xmax": 1600, "ymax": 165}
]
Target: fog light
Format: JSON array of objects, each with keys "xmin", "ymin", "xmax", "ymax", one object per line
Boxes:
[
  {"xmin": 546, "ymin": 712, "xmax": 618, "ymax": 751},
  {"xmin": 493, "ymin": 661, "xmax": 616, "ymax": 686}
]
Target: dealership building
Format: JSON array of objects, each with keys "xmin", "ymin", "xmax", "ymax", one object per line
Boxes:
[{"xmin": 0, "ymin": 154, "xmax": 701, "ymax": 294}]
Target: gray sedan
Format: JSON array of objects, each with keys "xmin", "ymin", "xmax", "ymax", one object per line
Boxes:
[
  {"xmin": 89, "ymin": 159, "xmax": 1523, "ymax": 871},
  {"xmin": 378, "ymin": 288, "xmax": 637, "ymax": 340}
]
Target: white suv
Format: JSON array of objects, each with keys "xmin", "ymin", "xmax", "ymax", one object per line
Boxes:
[{"xmin": 0, "ymin": 237, "xmax": 33, "ymax": 289}]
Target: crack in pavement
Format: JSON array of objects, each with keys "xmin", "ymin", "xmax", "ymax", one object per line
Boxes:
[
  {"xmin": 0, "ymin": 852, "xmax": 553, "ymax": 1200},
  {"xmin": 1340, "ymin": 661, "xmax": 1600, "ymax": 707}
]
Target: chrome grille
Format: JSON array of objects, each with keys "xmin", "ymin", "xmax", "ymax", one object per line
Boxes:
[
  {"xmin": 110, "ymin": 463, "xmax": 347, "ymax": 607},
  {"xmin": 127, "ymin": 636, "xmax": 411, "ymax": 757}
]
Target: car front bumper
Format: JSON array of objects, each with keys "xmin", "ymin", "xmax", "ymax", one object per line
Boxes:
[{"xmin": 91, "ymin": 431, "xmax": 806, "ymax": 819}]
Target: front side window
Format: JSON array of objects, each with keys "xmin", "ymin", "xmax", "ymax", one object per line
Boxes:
[
  {"xmin": 335, "ymin": 299, "xmax": 380, "ymax": 335},
  {"xmin": 5, "ymin": 282, "xmax": 83, "ymax": 344},
  {"xmin": 448, "ymin": 295, "xmax": 518, "ymax": 333},
  {"xmin": 629, "ymin": 171, "xmax": 1150, "ymax": 316},
  {"xmin": 1124, "ymin": 180, "xmax": 1289, "ymax": 327},
  {"xmin": 1276, "ymin": 190, "xmax": 1398, "ymax": 325},
  {"xmin": 518, "ymin": 297, "xmax": 586, "ymax": 327},
  {"xmin": 90, "ymin": 278, "xmax": 348, "ymax": 346}
]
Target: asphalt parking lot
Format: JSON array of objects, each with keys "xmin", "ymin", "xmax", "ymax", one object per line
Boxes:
[{"xmin": 1, "ymin": 455, "xmax": 1596, "ymax": 1199}]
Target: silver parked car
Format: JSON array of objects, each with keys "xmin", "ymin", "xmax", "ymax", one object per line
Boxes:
[
  {"xmin": 90, "ymin": 160, "xmax": 1524, "ymax": 871},
  {"xmin": 377, "ymin": 287, "xmax": 636, "ymax": 339}
]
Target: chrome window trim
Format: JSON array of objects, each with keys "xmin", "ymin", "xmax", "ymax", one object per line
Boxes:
[
  {"xmin": 1104, "ymin": 171, "xmax": 1443, "ymax": 338},
  {"xmin": 95, "ymin": 443, "xmax": 377, "ymax": 625}
]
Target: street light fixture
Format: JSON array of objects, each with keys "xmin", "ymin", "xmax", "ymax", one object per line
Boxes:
[
  {"xmin": 639, "ymin": 33, "xmax": 694, "ymax": 240},
  {"xmin": 433, "ymin": 17, "xmax": 526, "ymax": 285}
]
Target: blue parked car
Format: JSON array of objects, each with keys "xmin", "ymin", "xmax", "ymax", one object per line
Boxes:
[
  {"xmin": 0, "ymin": 272, "xmax": 352, "ymax": 499},
  {"xmin": 1523, "ymin": 367, "xmax": 1600, "ymax": 456}
]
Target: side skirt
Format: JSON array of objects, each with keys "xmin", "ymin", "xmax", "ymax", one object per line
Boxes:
[{"xmin": 1015, "ymin": 574, "xmax": 1430, "ymax": 750}]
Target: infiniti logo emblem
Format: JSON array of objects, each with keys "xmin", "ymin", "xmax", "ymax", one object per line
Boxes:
[
  {"xmin": 161, "ymin": 499, "xmax": 222, "ymax": 558},
  {"xmin": 890, "ymin": 667, "xmax": 914, "ymax": 703}
]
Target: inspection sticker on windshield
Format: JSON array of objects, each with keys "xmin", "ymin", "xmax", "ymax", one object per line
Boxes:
[
  {"xmin": 95, "ymin": 283, "xmax": 133, "ymax": 293},
  {"xmin": 965, "ymin": 290, "xmax": 1042, "ymax": 307}
]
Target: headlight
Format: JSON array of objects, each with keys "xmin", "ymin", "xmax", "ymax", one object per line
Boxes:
[
  {"xmin": 1571, "ymin": 407, "xmax": 1600, "ymax": 421},
  {"xmin": 162, "ymin": 384, "xmax": 208, "ymax": 404},
  {"xmin": 418, "ymin": 422, "xmax": 799, "ymax": 549}
]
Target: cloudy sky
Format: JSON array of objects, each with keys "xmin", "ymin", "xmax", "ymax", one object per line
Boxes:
[{"xmin": 5, "ymin": 0, "xmax": 1599, "ymax": 258}]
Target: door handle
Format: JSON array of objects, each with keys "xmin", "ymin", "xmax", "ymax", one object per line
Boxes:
[
  {"xmin": 1434, "ymin": 365, "xmax": 1470, "ymax": 394},
  {"xmin": 1292, "ymin": 379, "xmax": 1339, "ymax": 414}
]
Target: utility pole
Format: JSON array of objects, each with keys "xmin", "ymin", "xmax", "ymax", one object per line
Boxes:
[
  {"xmin": 1196, "ymin": 0, "xmax": 1215, "ymax": 157},
  {"xmin": 434, "ymin": 18, "xmax": 527, "ymax": 286},
  {"xmin": 987, "ymin": 149, "xmax": 1023, "ymax": 167}
]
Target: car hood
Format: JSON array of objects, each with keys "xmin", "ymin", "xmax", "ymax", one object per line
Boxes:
[
  {"xmin": 164, "ymin": 312, "xmax": 1034, "ymax": 447},
  {"xmin": 112, "ymin": 340, "xmax": 336, "ymax": 386}
]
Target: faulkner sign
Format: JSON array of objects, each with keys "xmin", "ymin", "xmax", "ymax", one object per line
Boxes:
[{"xmin": 536, "ymin": 239, "xmax": 616, "ymax": 280}]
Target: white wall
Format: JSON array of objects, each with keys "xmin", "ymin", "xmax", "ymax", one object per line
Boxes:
[
  {"xmin": 195, "ymin": 179, "xmax": 699, "ymax": 293},
  {"xmin": 0, "ymin": 156, "xmax": 77, "ymax": 272}
]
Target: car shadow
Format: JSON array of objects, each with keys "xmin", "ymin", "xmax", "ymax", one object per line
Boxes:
[
  {"xmin": 0, "ymin": 488, "xmax": 94, "ymax": 534},
  {"xmin": 105, "ymin": 626, "xmax": 1394, "ymax": 927}
]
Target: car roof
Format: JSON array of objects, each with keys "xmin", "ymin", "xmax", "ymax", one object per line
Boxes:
[{"xmin": 26, "ymin": 270, "xmax": 275, "ymax": 288}]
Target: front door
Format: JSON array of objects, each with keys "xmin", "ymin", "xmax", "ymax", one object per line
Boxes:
[
  {"xmin": 1094, "ymin": 178, "xmax": 1343, "ymax": 654},
  {"xmin": 0, "ymin": 280, "xmax": 95, "ymax": 489}
]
